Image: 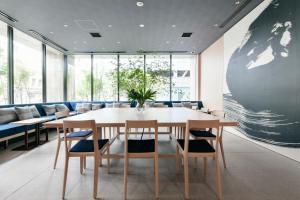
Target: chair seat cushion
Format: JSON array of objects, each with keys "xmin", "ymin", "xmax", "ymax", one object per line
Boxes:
[
  {"xmin": 190, "ymin": 130, "xmax": 216, "ymax": 138},
  {"xmin": 66, "ymin": 130, "xmax": 92, "ymax": 138},
  {"xmin": 177, "ymin": 139, "xmax": 215, "ymax": 153},
  {"xmin": 128, "ymin": 139, "xmax": 155, "ymax": 153},
  {"xmin": 70, "ymin": 139, "xmax": 109, "ymax": 152}
]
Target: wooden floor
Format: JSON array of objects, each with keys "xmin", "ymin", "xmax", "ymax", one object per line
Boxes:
[{"xmin": 1, "ymin": 131, "xmax": 300, "ymax": 200}]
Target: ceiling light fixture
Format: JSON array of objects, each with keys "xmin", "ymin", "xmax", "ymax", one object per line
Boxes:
[
  {"xmin": 108, "ymin": 24, "xmax": 112, "ymax": 28},
  {"xmin": 235, "ymin": 1, "xmax": 240, "ymax": 5},
  {"xmin": 139, "ymin": 24, "xmax": 145, "ymax": 28},
  {"xmin": 63, "ymin": 24, "xmax": 68, "ymax": 27},
  {"xmin": 117, "ymin": 41, "xmax": 121, "ymax": 44},
  {"xmin": 136, "ymin": 1, "xmax": 144, "ymax": 7},
  {"xmin": 49, "ymin": 31, "xmax": 54, "ymax": 34},
  {"xmin": 166, "ymin": 41, "xmax": 170, "ymax": 44},
  {"xmin": 172, "ymin": 24, "xmax": 176, "ymax": 28},
  {"xmin": 0, "ymin": 10, "xmax": 18, "ymax": 23}
]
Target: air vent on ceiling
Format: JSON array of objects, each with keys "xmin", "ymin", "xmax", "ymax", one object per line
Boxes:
[
  {"xmin": 218, "ymin": 0, "xmax": 252, "ymax": 28},
  {"xmin": 181, "ymin": 32, "xmax": 193, "ymax": 37},
  {"xmin": 90, "ymin": 32, "xmax": 101, "ymax": 37},
  {"xmin": 0, "ymin": 10, "xmax": 17, "ymax": 23},
  {"xmin": 29, "ymin": 30, "xmax": 68, "ymax": 52},
  {"xmin": 74, "ymin": 20, "xmax": 99, "ymax": 31}
]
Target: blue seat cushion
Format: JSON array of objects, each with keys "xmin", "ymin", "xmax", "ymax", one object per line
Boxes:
[
  {"xmin": 0, "ymin": 123, "xmax": 29, "ymax": 139},
  {"xmin": 70, "ymin": 139, "xmax": 109, "ymax": 152},
  {"xmin": 177, "ymin": 139, "xmax": 215, "ymax": 153},
  {"xmin": 128, "ymin": 139, "xmax": 155, "ymax": 153},
  {"xmin": 190, "ymin": 130, "xmax": 216, "ymax": 138},
  {"xmin": 66, "ymin": 130, "xmax": 92, "ymax": 138}
]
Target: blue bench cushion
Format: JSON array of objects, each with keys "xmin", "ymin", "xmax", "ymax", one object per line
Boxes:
[
  {"xmin": 127, "ymin": 139, "xmax": 155, "ymax": 153},
  {"xmin": 177, "ymin": 139, "xmax": 215, "ymax": 153},
  {"xmin": 66, "ymin": 130, "xmax": 93, "ymax": 138},
  {"xmin": 190, "ymin": 130, "xmax": 216, "ymax": 138},
  {"xmin": 70, "ymin": 139, "xmax": 109, "ymax": 152},
  {"xmin": 0, "ymin": 123, "xmax": 36, "ymax": 139}
]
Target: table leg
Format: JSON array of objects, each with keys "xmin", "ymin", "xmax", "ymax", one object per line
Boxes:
[
  {"xmin": 25, "ymin": 128, "xmax": 28, "ymax": 150},
  {"xmin": 36, "ymin": 124, "xmax": 40, "ymax": 145}
]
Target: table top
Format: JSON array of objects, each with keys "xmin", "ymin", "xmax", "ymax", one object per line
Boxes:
[
  {"xmin": 44, "ymin": 107, "xmax": 238, "ymax": 128},
  {"xmin": 12, "ymin": 118, "xmax": 50, "ymax": 125}
]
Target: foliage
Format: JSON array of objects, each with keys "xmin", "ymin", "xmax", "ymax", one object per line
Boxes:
[{"xmin": 127, "ymin": 88, "xmax": 157, "ymax": 107}]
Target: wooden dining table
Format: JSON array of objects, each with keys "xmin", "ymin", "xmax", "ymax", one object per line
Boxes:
[{"xmin": 44, "ymin": 107, "xmax": 238, "ymax": 158}]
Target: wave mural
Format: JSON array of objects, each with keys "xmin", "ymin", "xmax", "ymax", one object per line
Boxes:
[{"xmin": 224, "ymin": 0, "xmax": 300, "ymax": 147}]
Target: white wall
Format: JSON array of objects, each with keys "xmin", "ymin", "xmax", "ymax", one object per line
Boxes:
[{"xmin": 200, "ymin": 37, "xmax": 224, "ymax": 110}]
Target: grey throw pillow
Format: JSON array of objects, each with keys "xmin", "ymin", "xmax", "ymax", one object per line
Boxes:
[
  {"xmin": 56, "ymin": 104, "xmax": 70, "ymax": 112},
  {"xmin": 42, "ymin": 105, "xmax": 56, "ymax": 116},
  {"xmin": 172, "ymin": 103, "xmax": 183, "ymax": 107},
  {"xmin": 105, "ymin": 103, "xmax": 113, "ymax": 108},
  {"xmin": 0, "ymin": 107, "xmax": 18, "ymax": 124},
  {"xmin": 182, "ymin": 102, "xmax": 192, "ymax": 108},
  {"xmin": 113, "ymin": 103, "xmax": 120, "ymax": 108},
  {"xmin": 82, "ymin": 103, "xmax": 92, "ymax": 111},
  {"xmin": 28, "ymin": 105, "xmax": 41, "ymax": 118},
  {"xmin": 92, "ymin": 104, "xmax": 101, "ymax": 110},
  {"xmin": 15, "ymin": 106, "xmax": 33, "ymax": 120}
]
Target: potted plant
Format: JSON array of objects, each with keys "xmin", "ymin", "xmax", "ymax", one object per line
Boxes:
[{"xmin": 127, "ymin": 88, "xmax": 157, "ymax": 111}]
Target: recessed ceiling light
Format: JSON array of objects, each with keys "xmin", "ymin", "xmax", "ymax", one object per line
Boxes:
[
  {"xmin": 83, "ymin": 41, "xmax": 87, "ymax": 44},
  {"xmin": 172, "ymin": 24, "xmax": 176, "ymax": 28},
  {"xmin": 49, "ymin": 31, "xmax": 54, "ymax": 34},
  {"xmin": 117, "ymin": 41, "xmax": 121, "ymax": 44},
  {"xmin": 235, "ymin": 1, "xmax": 240, "ymax": 5},
  {"xmin": 213, "ymin": 24, "xmax": 219, "ymax": 27},
  {"xmin": 63, "ymin": 24, "xmax": 68, "ymax": 27},
  {"xmin": 166, "ymin": 41, "xmax": 170, "ymax": 44},
  {"xmin": 180, "ymin": 41, "xmax": 184, "ymax": 44},
  {"xmin": 136, "ymin": 1, "xmax": 144, "ymax": 7},
  {"xmin": 108, "ymin": 24, "xmax": 112, "ymax": 28},
  {"xmin": 139, "ymin": 24, "xmax": 145, "ymax": 28}
]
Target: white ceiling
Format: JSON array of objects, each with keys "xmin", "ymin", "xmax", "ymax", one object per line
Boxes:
[{"xmin": 0, "ymin": 0, "xmax": 263, "ymax": 54}]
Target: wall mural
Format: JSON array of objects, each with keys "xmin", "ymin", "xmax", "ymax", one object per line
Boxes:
[{"xmin": 223, "ymin": 0, "xmax": 300, "ymax": 147}]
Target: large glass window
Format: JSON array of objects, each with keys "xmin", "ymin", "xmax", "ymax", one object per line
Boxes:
[
  {"xmin": 67, "ymin": 55, "xmax": 91, "ymax": 101},
  {"xmin": 119, "ymin": 55, "xmax": 144, "ymax": 101},
  {"xmin": 171, "ymin": 55, "xmax": 197, "ymax": 101},
  {"xmin": 46, "ymin": 46, "xmax": 64, "ymax": 102},
  {"xmin": 146, "ymin": 55, "xmax": 170, "ymax": 101},
  {"xmin": 14, "ymin": 29, "xmax": 42, "ymax": 104},
  {"xmin": 0, "ymin": 21, "xmax": 8, "ymax": 105},
  {"xmin": 93, "ymin": 55, "xmax": 118, "ymax": 101}
]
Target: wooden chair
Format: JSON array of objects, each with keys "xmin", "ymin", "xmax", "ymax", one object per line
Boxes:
[
  {"xmin": 53, "ymin": 111, "xmax": 70, "ymax": 169},
  {"xmin": 62, "ymin": 120, "xmax": 110, "ymax": 199},
  {"xmin": 189, "ymin": 110, "xmax": 227, "ymax": 168},
  {"xmin": 175, "ymin": 120, "xmax": 222, "ymax": 200},
  {"xmin": 124, "ymin": 120, "xmax": 159, "ymax": 199}
]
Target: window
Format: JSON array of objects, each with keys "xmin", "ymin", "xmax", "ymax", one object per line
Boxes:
[
  {"xmin": 172, "ymin": 55, "xmax": 197, "ymax": 101},
  {"xmin": 146, "ymin": 55, "xmax": 170, "ymax": 101},
  {"xmin": 119, "ymin": 55, "xmax": 144, "ymax": 101},
  {"xmin": 0, "ymin": 21, "xmax": 8, "ymax": 105},
  {"xmin": 93, "ymin": 55, "xmax": 118, "ymax": 101},
  {"xmin": 67, "ymin": 55, "xmax": 91, "ymax": 101},
  {"xmin": 14, "ymin": 29, "xmax": 42, "ymax": 104},
  {"xmin": 46, "ymin": 46, "xmax": 64, "ymax": 102}
]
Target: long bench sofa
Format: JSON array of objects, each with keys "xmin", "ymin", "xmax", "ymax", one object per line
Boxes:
[{"xmin": 0, "ymin": 101, "xmax": 204, "ymax": 149}]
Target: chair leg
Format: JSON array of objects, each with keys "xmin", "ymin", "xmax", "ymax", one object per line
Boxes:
[
  {"xmin": 80, "ymin": 157, "xmax": 83, "ymax": 174},
  {"xmin": 53, "ymin": 138, "xmax": 61, "ymax": 169},
  {"xmin": 203, "ymin": 157, "xmax": 207, "ymax": 178},
  {"xmin": 83, "ymin": 156, "xmax": 86, "ymax": 169},
  {"xmin": 194, "ymin": 157, "xmax": 197, "ymax": 170},
  {"xmin": 107, "ymin": 146, "xmax": 110, "ymax": 174},
  {"xmin": 215, "ymin": 155, "xmax": 222, "ymax": 200},
  {"xmin": 124, "ymin": 156, "xmax": 129, "ymax": 200},
  {"xmin": 155, "ymin": 154, "xmax": 159, "ymax": 199},
  {"xmin": 93, "ymin": 155, "xmax": 100, "ymax": 199},
  {"xmin": 219, "ymin": 139, "xmax": 227, "ymax": 168},
  {"xmin": 62, "ymin": 155, "xmax": 69, "ymax": 199},
  {"xmin": 176, "ymin": 146, "xmax": 180, "ymax": 174},
  {"xmin": 183, "ymin": 156, "xmax": 190, "ymax": 199}
]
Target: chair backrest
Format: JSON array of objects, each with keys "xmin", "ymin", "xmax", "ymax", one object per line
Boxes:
[
  {"xmin": 125, "ymin": 120, "xmax": 158, "ymax": 153},
  {"xmin": 63, "ymin": 120, "xmax": 98, "ymax": 153},
  {"xmin": 184, "ymin": 120, "xmax": 220, "ymax": 154},
  {"xmin": 55, "ymin": 111, "xmax": 70, "ymax": 119},
  {"xmin": 210, "ymin": 110, "xmax": 225, "ymax": 118}
]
